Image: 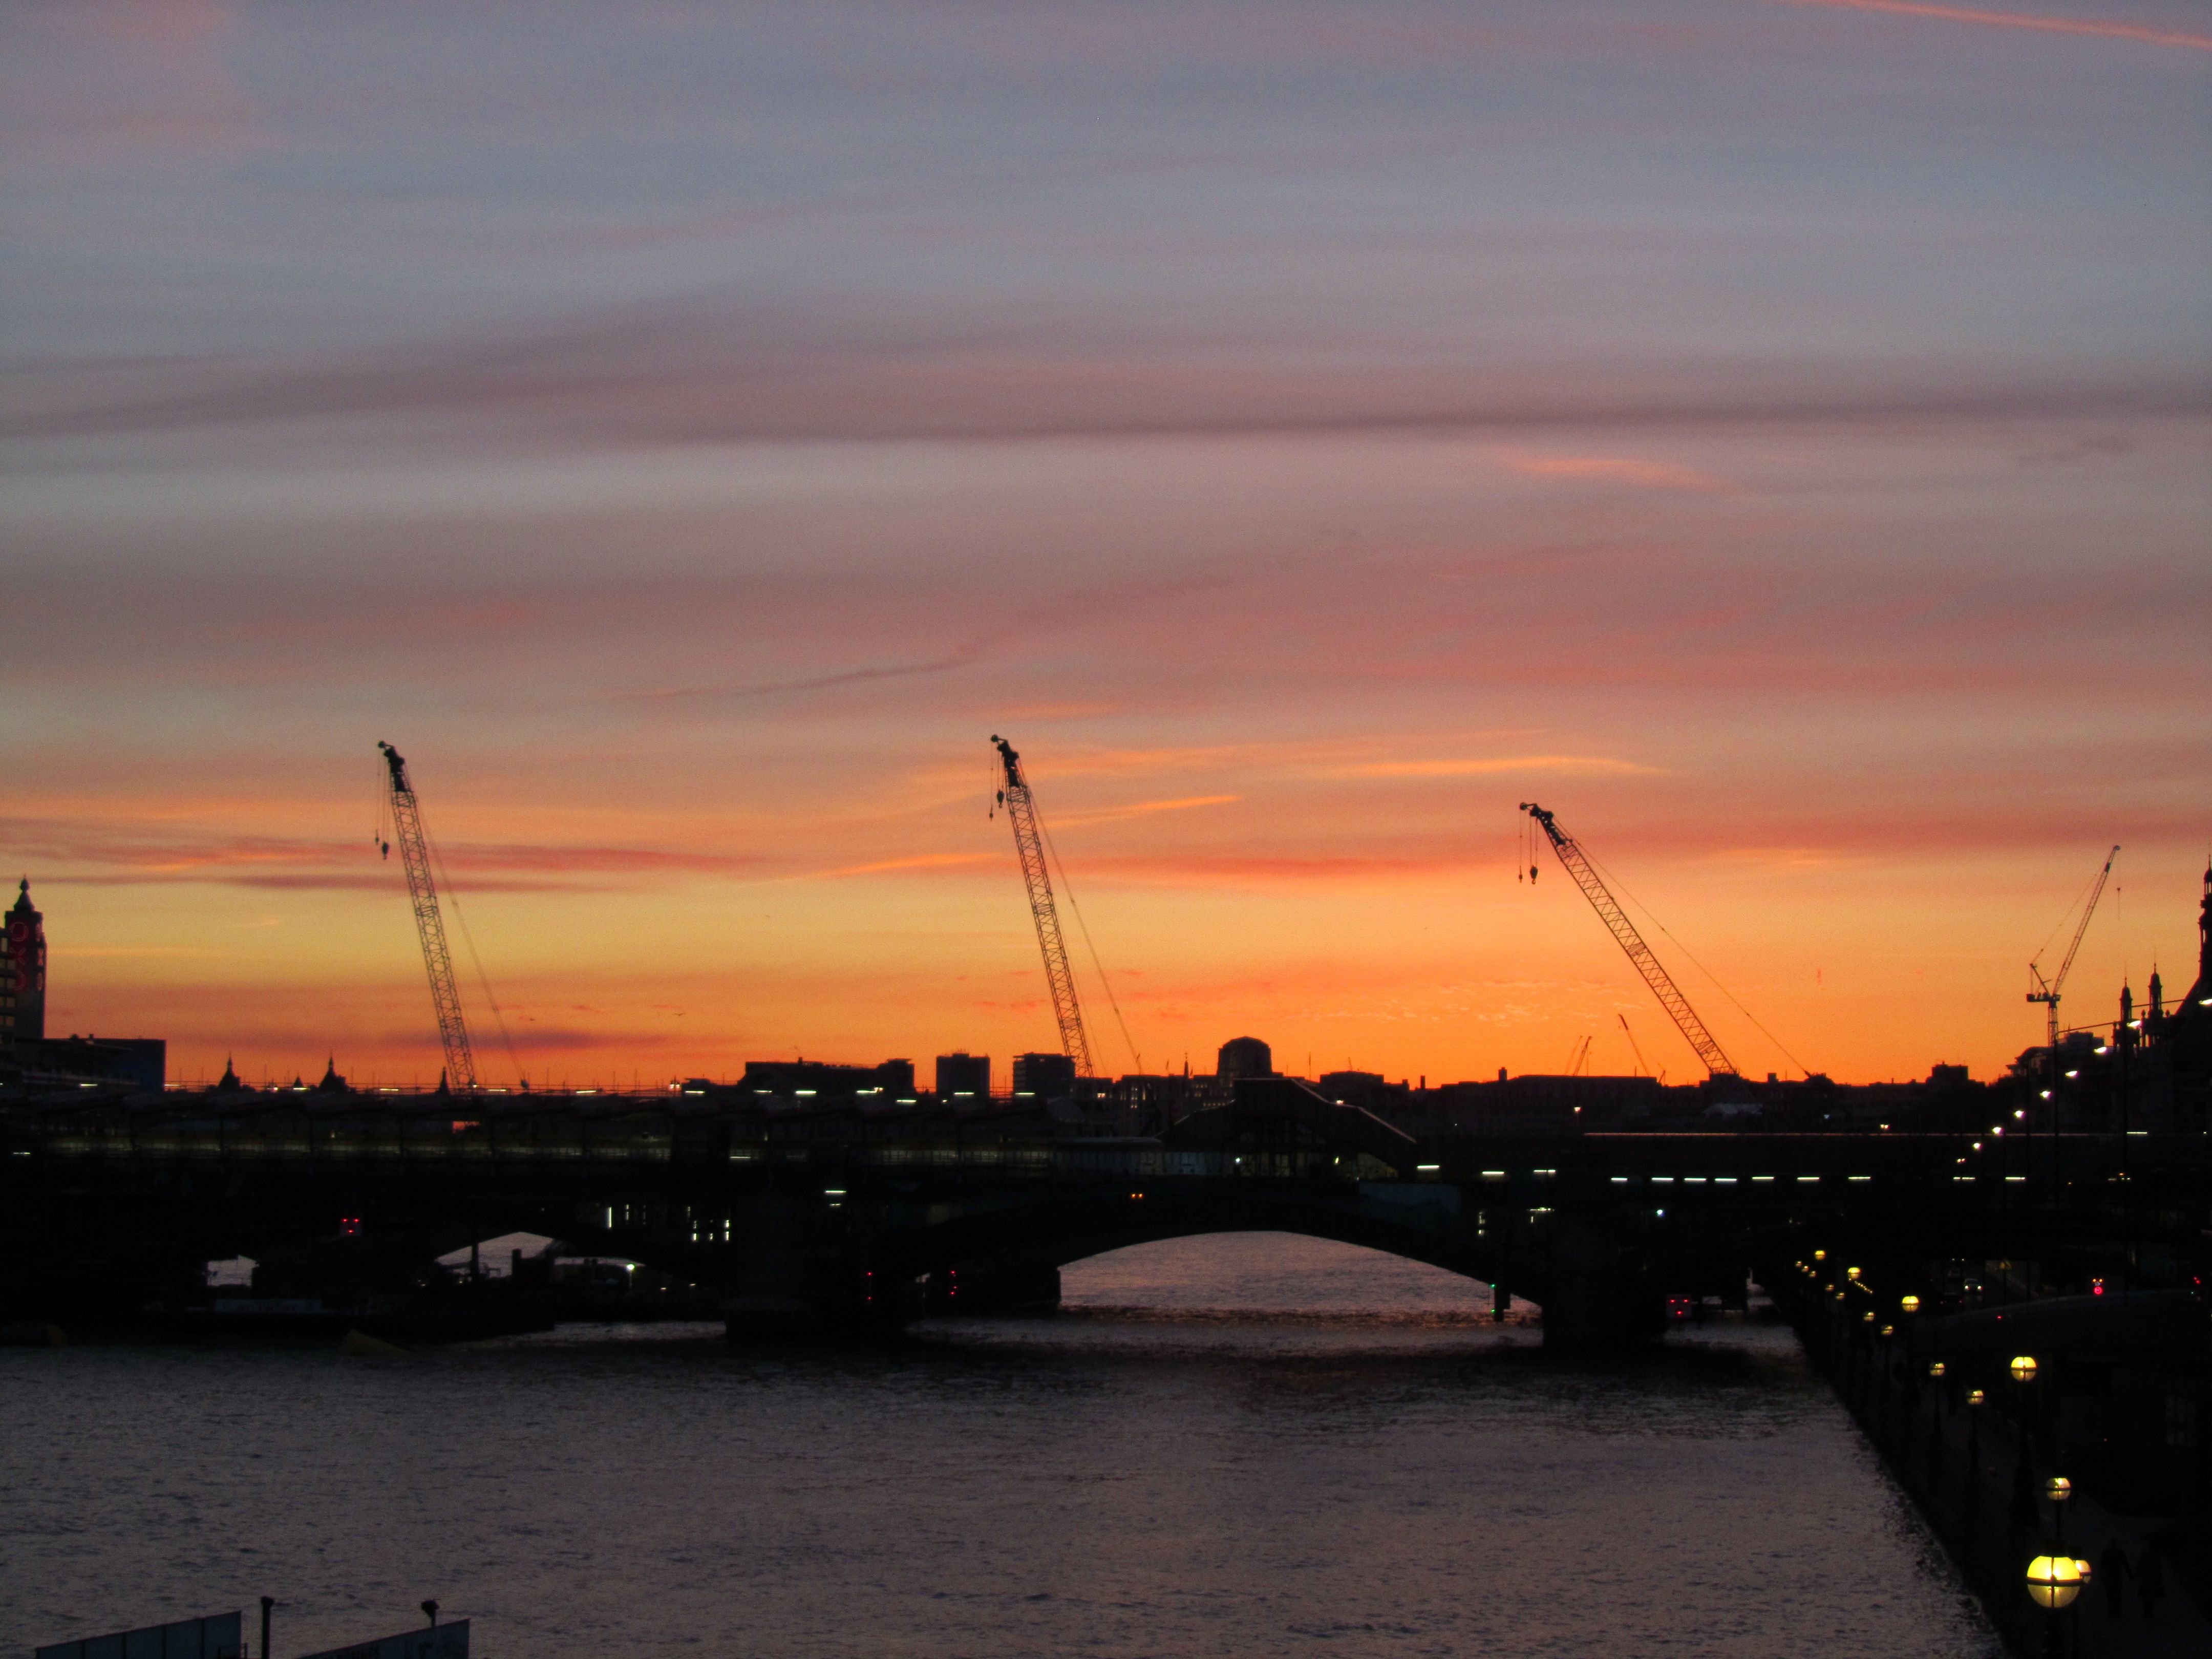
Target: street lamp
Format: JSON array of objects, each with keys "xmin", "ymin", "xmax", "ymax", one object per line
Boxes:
[
  {"xmin": 1967, "ymin": 1389, "xmax": 1986, "ymax": 1407},
  {"xmin": 1847, "ymin": 1266, "xmax": 1861, "ymax": 1281},
  {"xmin": 2024, "ymin": 1554, "xmax": 2082, "ymax": 1609},
  {"xmin": 2010, "ymin": 1354, "xmax": 2038, "ymax": 1382},
  {"xmin": 1880, "ymin": 1324, "xmax": 1895, "ymax": 1337},
  {"xmin": 1928, "ymin": 1361, "xmax": 1947, "ymax": 1378},
  {"xmin": 2045, "ymin": 1475, "xmax": 2072, "ymax": 1544},
  {"xmin": 1900, "ymin": 1294, "xmax": 1920, "ymax": 1314}
]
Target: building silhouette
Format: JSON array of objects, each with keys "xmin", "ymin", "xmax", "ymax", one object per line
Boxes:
[
  {"xmin": 1217, "ymin": 1035, "xmax": 1273, "ymax": 1079},
  {"xmin": 1012, "ymin": 1051, "xmax": 1076, "ymax": 1098},
  {"xmin": 935, "ymin": 1052, "xmax": 990, "ymax": 1099},
  {"xmin": 3, "ymin": 879, "xmax": 46, "ymax": 1048}
]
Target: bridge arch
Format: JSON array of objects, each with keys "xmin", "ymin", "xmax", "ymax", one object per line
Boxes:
[{"xmin": 869, "ymin": 1185, "xmax": 1527, "ymax": 1318}]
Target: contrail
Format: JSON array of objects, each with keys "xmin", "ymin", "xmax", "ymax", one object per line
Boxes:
[{"xmin": 620, "ymin": 642, "xmax": 987, "ymax": 703}]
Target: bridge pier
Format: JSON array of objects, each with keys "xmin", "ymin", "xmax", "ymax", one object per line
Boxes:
[
  {"xmin": 924, "ymin": 1261, "xmax": 1061, "ymax": 1316},
  {"xmin": 1540, "ymin": 1213, "xmax": 1663, "ymax": 1349}
]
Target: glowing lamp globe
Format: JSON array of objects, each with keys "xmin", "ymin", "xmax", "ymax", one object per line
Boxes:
[
  {"xmin": 1880, "ymin": 1324, "xmax": 1895, "ymax": 1337},
  {"xmin": 2025, "ymin": 1555, "xmax": 2082, "ymax": 1609},
  {"xmin": 2010, "ymin": 1355, "xmax": 2038, "ymax": 1382},
  {"xmin": 1862, "ymin": 1311, "xmax": 1875, "ymax": 1324},
  {"xmin": 2045, "ymin": 1476, "xmax": 2071, "ymax": 1504},
  {"xmin": 1928, "ymin": 1361, "xmax": 1946, "ymax": 1378},
  {"xmin": 1846, "ymin": 1266, "xmax": 1861, "ymax": 1281},
  {"xmin": 1900, "ymin": 1295, "xmax": 1920, "ymax": 1314},
  {"xmin": 1814, "ymin": 1250, "xmax": 1826, "ymax": 1262},
  {"xmin": 1967, "ymin": 1389, "xmax": 1986, "ymax": 1407}
]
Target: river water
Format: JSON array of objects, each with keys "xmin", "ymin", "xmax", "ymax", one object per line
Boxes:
[{"xmin": 3, "ymin": 1236, "xmax": 1998, "ymax": 1657}]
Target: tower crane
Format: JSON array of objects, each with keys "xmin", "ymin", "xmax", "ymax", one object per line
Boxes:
[
  {"xmin": 1520, "ymin": 801, "xmax": 1739, "ymax": 1079},
  {"xmin": 991, "ymin": 735, "xmax": 1095, "ymax": 1077},
  {"xmin": 2027, "ymin": 845, "xmax": 2119, "ymax": 1053},
  {"xmin": 377, "ymin": 741, "xmax": 477, "ymax": 1092}
]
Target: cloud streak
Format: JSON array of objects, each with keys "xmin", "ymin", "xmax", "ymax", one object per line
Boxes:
[
  {"xmin": 0, "ymin": 820, "xmax": 761, "ymax": 894},
  {"xmin": 1341, "ymin": 757, "xmax": 1666, "ymax": 780},
  {"xmin": 10, "ymin": 298, "xmax": 2206, "ymax": 457},
  {"xmin": 621, "ymin": 643, "xmax": 990, "ymax": 704},
  {"xmin": 1762, "ymin": 0, "xmax": 2212, "ymax": 51},
  {"xmin": 1496, "ymin": 454, "xmax": 1736, "ymax": 494},
  {"xmin": 1052, "ymin": 794, "xmax": 1244, "ymax": 828}
]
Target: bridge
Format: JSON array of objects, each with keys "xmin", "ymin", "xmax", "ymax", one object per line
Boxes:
[{"xmin": 4, "ymin": 1075, "xmax": 2205, "ymax": 1346}]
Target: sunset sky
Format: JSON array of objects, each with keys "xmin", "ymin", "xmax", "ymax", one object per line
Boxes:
[{"xmin": 4, "ymin": 0, "xmax": 2206, "ymax": 1090}]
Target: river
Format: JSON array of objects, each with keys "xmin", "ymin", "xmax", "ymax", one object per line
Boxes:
[{"xmin": 2, "ymin": 1235, "xmax": 1998, "ymax": 1656}]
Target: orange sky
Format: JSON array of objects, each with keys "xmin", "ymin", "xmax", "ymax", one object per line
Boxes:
[{"xmin": 4, "ymin": 4, "xmax": 2206, "ymax": 1088}]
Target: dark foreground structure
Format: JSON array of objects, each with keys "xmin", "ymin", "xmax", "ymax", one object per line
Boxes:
[{"xmin": 4, "ymin": 1067, "xmax": 2206, "ymax": 1346}]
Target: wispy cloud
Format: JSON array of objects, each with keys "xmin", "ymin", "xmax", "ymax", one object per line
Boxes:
[
  {"xmin": 12, "ymin": 300, "xmax": 2204, "ymax": 456},
  {"xmin": 816, "ymin": 852, "xmax": 996, "ymax": 880},
  {"xmin": 1495, "ymin": 453, "xmax": 1735, "ymax": 493},
  {"xmin": 1340, "ymin": 756, "xmax": 1665, "ymax": 780},
  {"xmin": 1079, "ymin": 853, "xmax": 1471, "ymax": 888},
  {"xmin": 621, "ymin": 643, "xmax": 990, "ymax": 704},
  {"xmin": 1761, "ymin": 0, "xmax": 2212, "ymax": 51},
  {"xmin": 1, "ymin": 819, "xmax": 759, "ymax": 892},
  {"xmin": 1053, "ymin": 794, "xmax": 1242, "ymax": 827},
  {"xmin": 57, "ymin": 945, "xmax": 225, "ymax": 959}
]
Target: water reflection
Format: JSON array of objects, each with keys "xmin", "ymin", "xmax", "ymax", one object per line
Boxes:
[{"xmin": 1, "ymin": 1234, "xmax": 1999, "ymax": 1657}]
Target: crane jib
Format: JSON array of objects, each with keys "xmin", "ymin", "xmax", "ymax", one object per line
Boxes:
[
  {"xmin": 378, "ymin": 741, "xmax": 478, "ymax": 1093},
  {"xmin": 1520, "ymin": 801, "xmax": 1739, "ymax": 1081},
  {"xmin": 992, "ymin": 736, "xmax": 1096, "ymax": 1078}
]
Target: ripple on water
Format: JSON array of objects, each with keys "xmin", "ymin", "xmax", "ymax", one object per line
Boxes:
[{"xmin": 1, "ymin": 1235, "xmax": 1998, "ymax": 1658}]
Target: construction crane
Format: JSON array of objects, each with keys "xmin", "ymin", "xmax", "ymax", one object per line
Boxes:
[
  {"xmin": 377, "ymin": 741, "xmax": 477, "ymax": 1092},
  {"xmin": 1520, "ymin": 801, "xmax": 1739, "ymax": 1079},
  {"xmin": 1618, "ymin": 1013, "xmax": 1658, "ymax": 1082},
  {"xmin": 2027, "ymin": 845, "xmax": 2119, "ymax": 1053},
  {"xmin": 991, "ymin": 735, "xmax": 1095, "ymax": 1077}
]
